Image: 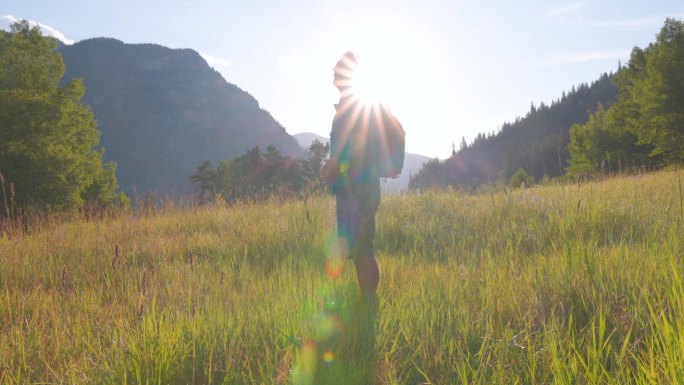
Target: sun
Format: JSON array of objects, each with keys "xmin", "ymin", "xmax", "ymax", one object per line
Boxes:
[
  {"xmin": 325, "ymin": 13, "xmax": 450, "ymax": 155},
  {"xmin": 330, "ymin": 24, "xmax": 433, "ymax": 111},
  {"xmin": 349, "ymin": 52, "xmax": 396, "ymax": 105},
  {"xmin": 333, "ymin": 48, "xmax": 406, "ymax": 108}
]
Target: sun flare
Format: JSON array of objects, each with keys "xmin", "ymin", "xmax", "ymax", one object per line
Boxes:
[
  {"xmin": 326, "ymin": 14, "xmax": 450, "ymax": 156},
  {"xmin": 349, "ymin": 52, "xmax": 396, "ymax": 105},
  {"xmin": 332, "ymin": 47, "xmax": 409, "ymax": 109}
]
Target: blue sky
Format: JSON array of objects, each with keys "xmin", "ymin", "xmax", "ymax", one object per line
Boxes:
[{"xmin": 3, "ymin": 0, "xmax": 684, "ymax": 158}]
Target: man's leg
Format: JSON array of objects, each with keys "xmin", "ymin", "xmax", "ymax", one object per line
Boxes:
[
  {"xmin": 354, "ymin": 183, "xmax": 381, "ymax": 297},
  {"xmin": 354, "ymin": 255, "xmax": 380, "ymax": 296}
]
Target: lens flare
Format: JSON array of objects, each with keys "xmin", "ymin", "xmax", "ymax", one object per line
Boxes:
[
  {"xmin": 324, "ymin": 296, "xmax": 340, "ymax": 313},
  {"xmin": 323, "ymin": 350, "xmax": 334, "ymax": 366},
  {"xmin": 319, "ymin": 313, "xmax": 344, "ymax": 339},
  {"xmin": 326, "ymin": 257, "xmax": 344, "ymax": 280},
  {"xmin": 291, "ymin": 208, "xmax": 354, "ymax": 381},
  {"xmin": 290, "ymin": 340, "xmax": 318, "ymax": 385}
]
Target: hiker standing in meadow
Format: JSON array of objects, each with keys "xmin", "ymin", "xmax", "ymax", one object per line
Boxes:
[{"xmin": 321, "ymin": 51, "xmax": 405, "ymax": 297}]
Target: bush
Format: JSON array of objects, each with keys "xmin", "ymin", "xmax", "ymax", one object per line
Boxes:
[{"xmin": 509, "ymin": 168, "xmax": 534, "ymax": 188}]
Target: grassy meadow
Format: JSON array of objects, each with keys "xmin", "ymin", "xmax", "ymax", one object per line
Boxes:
[{"xmin": 1, "ymin": 168, "xmax": 684, "ymax": 384}]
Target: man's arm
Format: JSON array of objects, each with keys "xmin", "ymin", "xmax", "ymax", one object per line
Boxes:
[{"xmin": 321, "ymin": 120, "xmax": 341, "ymax": 183}]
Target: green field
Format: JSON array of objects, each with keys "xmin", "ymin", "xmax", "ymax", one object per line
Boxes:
[{"xmin": 1, "ymin": 169, "xmax": 683, "ymax": 384}]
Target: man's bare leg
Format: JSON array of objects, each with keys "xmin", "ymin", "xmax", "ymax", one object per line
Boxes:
[{"xmin": 354, "ymin": 255, "xmax": 380, "ymax": 296}]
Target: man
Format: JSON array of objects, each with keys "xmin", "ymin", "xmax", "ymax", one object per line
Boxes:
[{"xmin": 321, "ymin": 51, "xmax": 402, "ymax": 297}]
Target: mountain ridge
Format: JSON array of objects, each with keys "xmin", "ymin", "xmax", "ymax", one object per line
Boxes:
[{"xmin": 60, "ymin": 37, "xmax": 301, "ymax": 195}]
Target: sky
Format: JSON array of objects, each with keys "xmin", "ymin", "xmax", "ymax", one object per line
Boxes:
[{"xmin": 3, "ymin": 0, "xmax": 684, "ymax": 159}]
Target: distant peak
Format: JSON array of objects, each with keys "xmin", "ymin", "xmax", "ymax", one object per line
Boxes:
[{"xmin": 75, "ymin": 37, "xmax": 125, "ymax": 45}]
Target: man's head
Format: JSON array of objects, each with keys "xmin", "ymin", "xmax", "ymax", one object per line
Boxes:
[{"xmin": 333, "ymin": 50, "xmax": 359, "ymax": 91}]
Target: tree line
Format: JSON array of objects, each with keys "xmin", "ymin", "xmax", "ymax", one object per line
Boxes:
[{"xmin": 189, "ymin": 140, "xmax": 329, "ymax": 204}]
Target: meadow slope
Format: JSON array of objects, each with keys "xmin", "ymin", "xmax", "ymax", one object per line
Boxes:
[{"xmin": 1, "ymin": 169, "xmax": 683, "ymax": 384}]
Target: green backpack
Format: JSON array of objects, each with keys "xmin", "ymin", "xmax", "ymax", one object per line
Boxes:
[{"xmin": 365, "ymin": 103, "xmax": 406, "ymax": 178}]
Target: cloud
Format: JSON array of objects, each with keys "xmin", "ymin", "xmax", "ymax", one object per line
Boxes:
[
  {"xmin": 0, "ymin": 14, "xmax": 18, "ymax": 29},
  {"xmin": 199, "ymin": 52, "xmax": 233, "ymax": 68},
  {"xmin": 1, "ymin": 15, "xmax": 75, "ymax": 44},
  {"xmin": 34, "ymin": 22, "xmax": 74, "ymax": 45},
  {"xmin": 526, "ymin": 49, "xmax": 631, "ymax": 68},
  {"xmin": 547, "ymin": 3, "xmax": 684, "ymax": 30},
  {"xmin": 560, "ymin": 49, "xmax": 631, "ymax": 63},
  {"xmin": 582, "ymin": 14, "xmax": 684, "ymax": 29},
  {"xmin": 548, "ymin": 3, "xmax": 585, "ymax": 17},
  {"xmin": 547, "ymin": 5, "xmax": 684, "ymax": 30}
]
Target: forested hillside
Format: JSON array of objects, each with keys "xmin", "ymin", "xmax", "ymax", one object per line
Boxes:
[
  {"xmin": 410, "ymin": 18, "xmax": 684, "ymax": 191},
  {"xmin": 60, "ymin": 38, "xmax": 301, "ymax": 195},
  {"xmin": 410, "ymin": 72, "xmax": 619, "ymax": 190}
]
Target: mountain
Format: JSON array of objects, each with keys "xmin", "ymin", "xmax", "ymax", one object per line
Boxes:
[
  {"xmin": 60, "ymin": 38, "xmax": 301, "ymax": 195},
  {"xmin": 293, "ymin": 132, "xmax": 430, "ymax": 192},
  {"xmin": 382, "ymin": 152, "xmax": 431, "ymax": 193},
  {"xmin": 294, "ymin": 132, "xmax": 327, "ymax": 149}
]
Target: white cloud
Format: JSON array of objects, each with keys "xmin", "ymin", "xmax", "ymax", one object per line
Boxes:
[
  {"xmin": 199, "ymin": 52, "xmax": 233, "ymax": 68},
  {"xmin": 548, "ymin": 3, "xmax": 585, "ymax": 17},
  {"xmin": 34, "ymin": 22, "xmax": 74, "ymax": 45},
  {"xmin": 560, "ymin": 49, "xmax": 631, "ymax": 63},
  {"xmin": 525, "ymin": 49, "xmax": 630, "ymax": 68},
  {"xmin": 1, "ymin": 15, "xmax": 74, "ymax": 44},
  {"xmin": 547, "ymin": 4, "xmax": 684, "ymax": 30},
  {"xmin": 0, "ymin": 14, "xmax": 18, "ymax": 29},
  {"xmin": 582, "ymin": 14, "xmax": 684, "ymax": 29}
]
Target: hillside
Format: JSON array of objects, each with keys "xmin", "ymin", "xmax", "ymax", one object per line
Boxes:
[
  {"xmin": 294, "ymin": 132, "xmax": 431, "ymax": 192},
  {"xmin": 60, "ymin": 38, "xmax": 301, "ymax": 195},
  {"xmin": 411, "ymin": 72, "xmax": 619, "ymax": 189}
]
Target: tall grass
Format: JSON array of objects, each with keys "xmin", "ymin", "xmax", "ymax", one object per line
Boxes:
[{"xmin": 0, "ymin": 168, "xmax": 683, "ymax": 384}]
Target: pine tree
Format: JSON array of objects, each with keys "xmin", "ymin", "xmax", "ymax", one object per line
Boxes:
[
  {"xmin": 459, "ymin": 137, "xmax": 467, "ymax": 152},
  {"xmin": 189, "ymin": 160, "xmax": 216, "ymax": 204},
  {"xmin": 631, "ymin": 18, "xmax": 684, "ymax": 162},
  {"xmin": 298, "ymin": 139, "xmax": 329, "ymax": 194}
]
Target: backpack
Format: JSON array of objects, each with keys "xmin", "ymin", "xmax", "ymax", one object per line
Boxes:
[
  {"xmin": 366, "ymin": 103, "xmax": 405, "ymax": 178},
  {"xmin": 330, "ymin": 101, "xmax": 406, "ymax": 188}
]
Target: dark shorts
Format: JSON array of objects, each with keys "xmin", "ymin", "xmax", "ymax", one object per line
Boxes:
[{"xmin": 336, "ymin": 183, "xmax": 381, "ymax": 260}]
